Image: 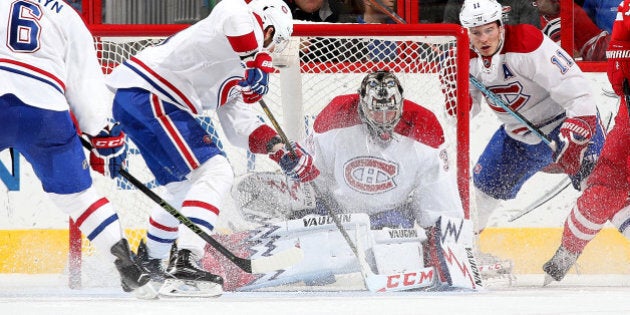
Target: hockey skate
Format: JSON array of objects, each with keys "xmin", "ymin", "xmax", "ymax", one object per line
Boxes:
[
  {"xmin": 543, "ymin": 246, "xmax": 579, "ymax": 286},
  {"xmin": 475, "ymin": 251, "xmax": 515, "ymax": 287},
  {"xmin": 134, "ymin": 240, "xmax": 169, "ymax": 299},
  {"xmin": 110, "ymin": 239, "xmax": 157, "ymax": 299},
  {"xmin": 159, "ymin": 248, "xmax": 224, "ymax": 297}
]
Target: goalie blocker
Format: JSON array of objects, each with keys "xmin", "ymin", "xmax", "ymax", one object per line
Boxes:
[{"xmin": 201, "ymin": 213, "xmax": 482, "ymax": 292}]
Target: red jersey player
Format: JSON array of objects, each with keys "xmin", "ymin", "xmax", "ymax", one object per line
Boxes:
[{"xmin": 543, "ymin": 0, "xmax": 630, "ymax": 284}]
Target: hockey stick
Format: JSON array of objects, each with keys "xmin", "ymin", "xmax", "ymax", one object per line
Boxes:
[
  {"xmin": 365, "ymin": 0, "xmax": 407, "ymax": 24},
  {"xmin": 507, "ymin": 176, "xmax": 571, "ymax": 222},
  {"xmin": 505, "ymin": 105, "xmax": 614, "ymax": 222},
  {"xmin": 469, "ymin": 74, "xmax": 557, "ymax": 151},
  {"xmin": 258, "ymin": 99, "xmax": 437, "ymax": 292},
  {"xmin": 80, "ymin": 136, "xmax": 303, "ymax": 274}
]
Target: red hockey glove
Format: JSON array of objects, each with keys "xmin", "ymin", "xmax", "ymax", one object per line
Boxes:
[
  {"xmin": 553, "ymin": 116, "xmax": 596, "ymax": 175},
  {"xmin": 238, "ymin": 51, "xmax": 274, "ymax": 104},
  {"xmin": 87, "ymin": 123, "xmax": 127, "ymax": 179},
  {"xmin": 269, "ymin": 142, "xmax": 320, "ymax": 182},
  {"xmin": 606, "ymin": 40, "xmax": 630, "ymax": 96}
]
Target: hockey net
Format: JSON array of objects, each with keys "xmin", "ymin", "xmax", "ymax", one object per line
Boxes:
[{"xmin": 69, "ymin": 22, "xmax": 470, "ymax": 288}]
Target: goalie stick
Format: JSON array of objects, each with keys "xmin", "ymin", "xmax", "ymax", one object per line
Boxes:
[
  {"xmin": 258, "ymin": 99, "xmax": 438, "ymax": 292},
  {"xmin": 80, "ymin": 137, "xmax": 303, "ymax": 274}
]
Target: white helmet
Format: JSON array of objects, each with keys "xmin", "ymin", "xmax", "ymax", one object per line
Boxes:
[
  {"xmin": 459, "ymin": 0, "xmax": 503, "ymax": 28},
  {"xmin": 248, "ymin": 0, "xmax": 293, "ymax": 53}
]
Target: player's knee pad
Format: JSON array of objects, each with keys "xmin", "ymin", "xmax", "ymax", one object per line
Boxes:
[{"xmin": 186, "ymin": 155, "xmax": 234, "ymax": 207}]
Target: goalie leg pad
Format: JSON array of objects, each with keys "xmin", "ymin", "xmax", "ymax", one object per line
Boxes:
[
  {"xmin": 426, "ymin": 216, "xmax": 482, "ymax": 290},
  {"xmin": 203, "ymin": 214, "xmax": 373, "ymax": 291},
  {"xmin": 370, "ymin": 227, "xmax": 427, "ymax": 275}
]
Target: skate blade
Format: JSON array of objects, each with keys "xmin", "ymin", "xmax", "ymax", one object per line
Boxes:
[
  {"xmin": 134, "ymin": 281, "xmax": 160, "ymax": 300},
  {"xmin": 159, "ymin": 279, "xmax": 223, "ymax": 298},
  {"xmin": 542, "ymin": 274, "xmax": 555, "ymax": 287}
]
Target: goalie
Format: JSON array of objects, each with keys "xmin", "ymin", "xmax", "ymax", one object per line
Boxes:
[{"xmin": 204, "ymin": 70, "xmax": 482, "ymax": 292}]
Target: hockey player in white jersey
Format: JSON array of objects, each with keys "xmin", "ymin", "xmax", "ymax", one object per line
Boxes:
[
  {"xmin": 452, "ymin": 0, "xmax": 605, "ymax": 236},
  {"xmin": 204, "ymin": 70, "xmax": 481, "ymax": 292},
  {"xmin": 105, "ymin": 0, "xmax": 319, "ymax": 297},
  {"xmin": 0, "ymin": 0, "xmax": 151, "ymax": 295}
]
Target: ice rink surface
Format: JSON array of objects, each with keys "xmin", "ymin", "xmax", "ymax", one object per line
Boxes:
[{"xmin": 2, "ymin": 274, "xmax": 630, "ymax": 315}]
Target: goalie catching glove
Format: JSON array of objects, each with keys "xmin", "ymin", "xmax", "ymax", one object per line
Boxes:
[
  {"xmin": 269, "ymin": 142, "xmax": 319, "ymax": 182},
  {"xmin": 86, "ymin": 123, "xmax": 127, "ymax": 178},
  {"xmin": 238, "ymin": 51, "xmax": 274, "ymax": 103},
  {"xmin": 554, "ymin": 116, "xmax": 596, "ymax": 175}
]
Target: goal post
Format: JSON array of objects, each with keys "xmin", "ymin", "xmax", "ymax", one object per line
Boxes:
[{"xmin": 68, "ymin": 22, "xmax": 471, "ymax": 289}]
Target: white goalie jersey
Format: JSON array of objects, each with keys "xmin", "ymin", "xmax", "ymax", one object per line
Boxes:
[{"xmin": 306, "ymin": 94, "xmax": 464, "ymax": 228}]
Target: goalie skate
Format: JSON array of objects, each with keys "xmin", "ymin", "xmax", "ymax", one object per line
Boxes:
[
  {"xmin": 475, "ymin": 251, "xmax": 515, "ymax": 287},
  {"xmin": 159, "ymin": 249, "xmax": 224, "ymax": 297}
]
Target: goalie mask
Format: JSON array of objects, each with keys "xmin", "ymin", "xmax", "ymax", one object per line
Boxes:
[
  {"xmin": 249, "ymin": 0, "xmax": 293, "ymax": 53},
  {"xmin": 358, "ymin": 70, "xmax": 404, "ymax": 142}
]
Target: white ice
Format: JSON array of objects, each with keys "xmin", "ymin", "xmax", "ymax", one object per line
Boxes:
[{"xmin": 2, "ymin": 274, "xmax": 630, "ymax": 315}]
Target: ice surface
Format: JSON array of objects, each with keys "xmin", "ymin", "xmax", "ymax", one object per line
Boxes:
[{"xmin": 2, "ymin": 274, "xmax": 630, "ymax": 315}]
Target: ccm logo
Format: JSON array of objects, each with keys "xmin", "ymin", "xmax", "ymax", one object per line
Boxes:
[
  {"xmin": 386, "ymin": 269, "xmax": 434, "ymax": 289},
  {"xmin": 93, "ymin": 138, "xmax": 125, "ymax": 148}
]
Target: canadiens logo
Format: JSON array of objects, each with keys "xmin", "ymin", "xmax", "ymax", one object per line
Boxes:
[
  {"xmin": 343, "ymin": 157, "xmax": 398, "ymax": 194},
  {"xmin": 486, "ymin": 82, "xmax": 530, "ymax": 113}
]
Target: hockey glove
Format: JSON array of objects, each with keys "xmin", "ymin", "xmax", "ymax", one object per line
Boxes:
[
  {"xmin": 553, "ymin": 116, "xmax": 596, "ymax": 175},
  {"xmin": 238, "ymin": 51, "xmax": 274, "ymax": 104},
  {"xmin": 269, "ymin": 142, "xmax": 320, "ymax": 182},
  {"xmin": 87, "ymin": 123, "xmax": 127, "ymax": 179}
]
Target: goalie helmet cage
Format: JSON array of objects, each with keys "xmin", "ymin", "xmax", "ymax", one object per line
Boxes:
[{"xmin": 68, "ymin": 23, "xmax": 470, "ymax": 289}]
